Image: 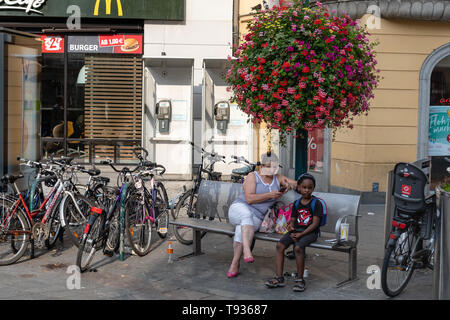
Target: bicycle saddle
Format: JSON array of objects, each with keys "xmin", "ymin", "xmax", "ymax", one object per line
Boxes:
[
  {"xmin": 1, "ymin": 174, "xmax": 24, "ymax": 184},
  {"xmin": 86, "ymin": 169, "xmax": 101, "ymax": 176},
  {"xmin": 232, "ymin": 166, "xmax": 253, "ymax": 176}
]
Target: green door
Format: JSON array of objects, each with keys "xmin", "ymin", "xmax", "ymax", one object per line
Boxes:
[{"xmin": 294, "ymin": 129, "xmax": 308, "ymax": 179}]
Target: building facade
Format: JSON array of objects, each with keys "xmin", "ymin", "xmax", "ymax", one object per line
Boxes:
[
  {"xmin": 238, "ymin": 0, "xmax": 450, "ymax": 193},
  {"xmin": 0, "ymin": 0, "xmax": 184, "ymax": 180}
]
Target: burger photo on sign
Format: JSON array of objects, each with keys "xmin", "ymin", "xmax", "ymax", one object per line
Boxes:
[{"xmin": 121, "ymin": 38, "xmax": 140, "ymax": 52}]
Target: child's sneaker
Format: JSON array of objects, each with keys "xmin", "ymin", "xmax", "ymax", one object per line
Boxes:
[{"xmin": 293, "ymin": 278, "xmax": 306, "ymax": 292}]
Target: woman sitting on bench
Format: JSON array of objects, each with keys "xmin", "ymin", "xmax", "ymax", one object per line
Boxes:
[{"xmin": 226, "ymin": 152, "xmax": 297, "ymax": 278}]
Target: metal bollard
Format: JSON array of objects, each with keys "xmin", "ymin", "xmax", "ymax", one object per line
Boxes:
[{"xmin": 433, "ymin": 186, "xmax": 450, "ymax": 300}]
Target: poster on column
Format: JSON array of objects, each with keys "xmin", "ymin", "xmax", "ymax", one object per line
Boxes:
[
  {"xmin": 307, "ymin": 128, "xmax": 324, "ymax": 172},
  {"xmin": 428, "ymin": 106, "xmax": 450, "ymax": 156}
]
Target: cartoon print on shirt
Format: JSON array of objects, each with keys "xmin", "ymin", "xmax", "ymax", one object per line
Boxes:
[{"xmin": 297, "ymin": 208, "xmax": 312, "ymax": 226}]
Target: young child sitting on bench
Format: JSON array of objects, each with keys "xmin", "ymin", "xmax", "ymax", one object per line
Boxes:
[{"xmin": 265, "ymin": 173, "xmax": 323, "ymax": 292}]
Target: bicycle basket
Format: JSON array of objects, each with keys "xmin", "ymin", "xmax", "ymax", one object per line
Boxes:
[{"xmin": 393, "ymin": 162, "xmax": 428, "ymax": 214}]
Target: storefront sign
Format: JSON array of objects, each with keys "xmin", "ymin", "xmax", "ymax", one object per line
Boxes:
[
  {"xmin": 64, "ymin": 34, "xmax": 142, "ymax": 54},
  {"xmin": 0, "ymin": 0, "xmax": 184, "ymax": 20},
  {"xmin": 0, "ymin": 0, "xmax": 47, "ymax": 14},
  {"xmin": 41, "ymin": 35, "xmax": 64, "ymax": 53},
  {"xmin": 429, "ymin": 106, "xmax": 450, "ymax": 156}
]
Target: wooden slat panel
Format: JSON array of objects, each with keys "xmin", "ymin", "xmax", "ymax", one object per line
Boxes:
[{"xmin": 84, "ymin": 55, "xmax": 142, "ymax": 160}]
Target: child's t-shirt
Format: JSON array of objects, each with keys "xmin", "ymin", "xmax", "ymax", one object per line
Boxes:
[{"xmin": 291, "ymin": 196, "xmax": 324, "ymax": 233}]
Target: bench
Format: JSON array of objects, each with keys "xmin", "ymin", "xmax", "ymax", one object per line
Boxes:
[{"xmin": 169, "ymin": 180, "xmax": 361, "ymax": 287}]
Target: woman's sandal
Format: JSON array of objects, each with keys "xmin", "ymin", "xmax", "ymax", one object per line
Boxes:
[
  {"xmin": 265, "ymin": 276, "xmax": 286, "ymax": 288},
  {"xmin": 293, "ymin": 278, "xmax": 306, "ymax": 292}
]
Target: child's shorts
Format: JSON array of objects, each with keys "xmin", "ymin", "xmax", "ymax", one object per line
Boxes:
[{"xmin": 279, "ymin": 231, "xmax": 318, "ymax": 250}]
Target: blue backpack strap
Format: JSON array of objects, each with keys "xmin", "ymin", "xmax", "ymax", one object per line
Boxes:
[
  {"xmin": 311, "ymin": 196, "xmax": 317, "ymax": 211},
  {"xmin": 294, "ymin": 196, "xmax": 302, "ymax": 209}
]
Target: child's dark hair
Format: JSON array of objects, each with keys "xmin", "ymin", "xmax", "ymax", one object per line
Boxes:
[{"xmin": 297, "ymin": 173, "xmax": 316, "ymax": 188}]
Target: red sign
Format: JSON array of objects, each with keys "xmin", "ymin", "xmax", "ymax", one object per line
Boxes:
[
  {"xmin": 114, "ymin": 35, "xmax": 142, "ymax": 54},
  {"xmin": 99, "ymin": 35, "xmax": 125, "ymax": 48},
  {"xmin": 41, "ymin": 35, "xmax": 64, "ymax": 53},
  {"xmin": 401, "ymin": 184, "xmax": 412, "ymax": 197}
]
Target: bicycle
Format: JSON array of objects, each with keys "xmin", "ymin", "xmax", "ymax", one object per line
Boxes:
[
  {"xmin": 0, "ymin": 157, "xmax": 93, "ymax": 265},
  {"xmin": 229, "ymin": 155, "xmax": 260, "ymax": 184},
  {"xmin": 171, "ymin": 142, "xmax": 225, "ymax": 245},
  {"xmin": 123, "ymin": 155, "xmax": 169, "ymax": 256},
  {"xmin": 76, "ymin": 148, "xmax": 169, "ymax": 271},
  {"xmin": 59, "ymin": 164, "xmax": 112, "ymax": 247},
  {"xmin": 381, "ymin": 160, "xmax": 437, "ymax": 297}
]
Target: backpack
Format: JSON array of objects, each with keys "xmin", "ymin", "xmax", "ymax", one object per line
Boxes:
[{"xmin": 274, "ymin": 203, "xmax": 294, "ymax": 234}]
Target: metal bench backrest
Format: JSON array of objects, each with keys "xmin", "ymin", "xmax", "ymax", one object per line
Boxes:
[
  {"xmin": 196, "ymin": 180, "xmax": 360, "ymax": 238},
  {"xmin": 197, "ymin": 180, "xmax": 243, "ymax": 220},
  {"xmin": 275, "ymin": 190, "xmax": 360, "ymax": 237}
]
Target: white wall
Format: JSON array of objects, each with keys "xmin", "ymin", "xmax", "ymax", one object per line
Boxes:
[
  {"xmin": 144, "ymin": 0, "xmax": 234, "ymax": 168},
  {"xmin": 144, "ymin": 0, "xmax": 233, "ymax": 81}
]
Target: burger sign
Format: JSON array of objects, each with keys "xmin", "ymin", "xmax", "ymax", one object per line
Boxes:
[{"xmin": 62, "ymin": 34, "xmax": 142, "ymax": 54}]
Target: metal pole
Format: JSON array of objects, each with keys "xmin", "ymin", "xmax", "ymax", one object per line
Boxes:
[
  {"xmin": 384, "ymin": 170, "xmax": 395, "ymax": 247},
  {"xmin": 0, "ymin": 32, "xmax": 4, "ymax": 179},
  {"xmin": 434, "ymin": 186, "xmax": 450, "ymax": 299},
  {"xmin": 63, "ymin": 35, "xmax": 68, "ymax": 156},
  {"xmin": 119, "ymin": 182, "xmax": 128, "ymax": 261}
]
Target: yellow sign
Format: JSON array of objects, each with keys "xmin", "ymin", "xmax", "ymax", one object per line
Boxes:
[{"xmin": 94, "ymin": 0, "xmax": 123, "ymax": 16}]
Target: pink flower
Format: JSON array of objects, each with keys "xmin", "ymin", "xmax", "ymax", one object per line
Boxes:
[{"xmin": 287, "ymin": 87, "xmax": 296, "ymax": 94}]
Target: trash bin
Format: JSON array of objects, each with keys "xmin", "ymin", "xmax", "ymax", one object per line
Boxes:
[{"xmin": 433, "ymin": 185, "xmax": 450, "ymax": 300}]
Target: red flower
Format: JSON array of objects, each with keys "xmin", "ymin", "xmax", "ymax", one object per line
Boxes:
[
  {"xmin": 261, "ymin": 42, "xmax": 269, "ymax": 48},
  {"xmin": 280, "ymin": 79, "xmax": 288, "ymax": 87},
  {"xmin": 294, "ymin": 94, "xmax": 302, "ymax": 100},
  {"xmin": 302, "ymin": 66, "xmax": 310, "ymax": 73},
  {"xmin": 314, "ymin": 19, "xmax": 321, "ymax": 25}
]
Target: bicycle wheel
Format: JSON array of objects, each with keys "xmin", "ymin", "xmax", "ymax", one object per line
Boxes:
[
  {"xmin": 155, "ymin": 182, "xmax": 169, "ymax": 238},
  {"xmin": 170, "ymin": 190, "xmax": 206, "ymax": 245},
  {"xmin": 45, "ymin": 206, "xmax": 62, "ymax": 249},
  {"xmin": 76, "ymin": 215, "xmax": 104, "ymax": 273},
  {"xmin": 124, "ymin": 190, "xmax": 153, "ymax": 256},
  {"xmin": 63, "ymin": 194, "xmax": 94, "ymax": 248},
  {"xmin": 0, "ymin": 198, "xmax": 31, "ymax": 266},
  {"xmin": 381, "ymin": 227, "xmax": 418, "ymax": 297}
]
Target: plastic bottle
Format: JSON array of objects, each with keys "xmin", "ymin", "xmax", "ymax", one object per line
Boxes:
[{"xmin": 167, "ymin": 241, "xmax": 174, "ymax": 263}]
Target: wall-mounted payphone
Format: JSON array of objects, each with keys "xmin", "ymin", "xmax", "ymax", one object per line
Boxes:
[
  {"xmin": 156, "ymin": 99, "xmax": 172, "ymax": 133},
  {"xmin": 214, "ymin": 101, "xmax": 230, "ymax": 133}
]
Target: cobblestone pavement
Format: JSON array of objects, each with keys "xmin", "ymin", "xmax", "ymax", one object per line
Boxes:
[{"xmin": 0, "ymin": 180, "xmax": 433, "ymax": 300}]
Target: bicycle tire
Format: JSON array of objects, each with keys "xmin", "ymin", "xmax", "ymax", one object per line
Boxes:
[
  {"xmin": 45, "ymin": 204, "xmax": 62, "ymax": 249},
  {"xmin": 63, "ymin": 194, "xmax": 95, "ymax": 248},
  {"xmin": 155, "ymin": 181, "xmax": 170, "ymax": 239},
  {"xmin": 76, "ymin": 215, "xmax": 104, "ymax": 273},
  {"xmin": 124, "ymin": 190, "xmax": 153, "ymax": 256},
  {"xmin": 381, "ymin": 229, "xmax": 418, "ymax": 297},
  {"xmin": 0, "ymin": 198, "xmax": 31, "ymax": 266},
  {"xmin": 170, "ymin": 190, "xmax": 207, "ymax": 245}
]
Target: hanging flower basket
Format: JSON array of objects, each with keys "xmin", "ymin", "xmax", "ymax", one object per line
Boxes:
[{"xmin": 226, "ymin": 0, "xmax": 380, "ymax": 143}]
